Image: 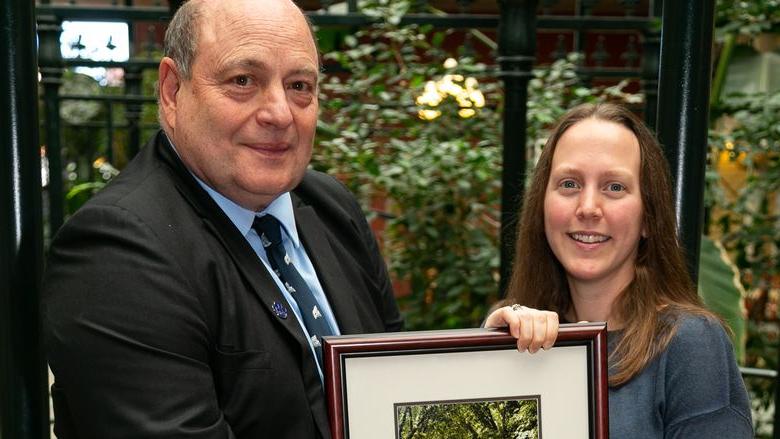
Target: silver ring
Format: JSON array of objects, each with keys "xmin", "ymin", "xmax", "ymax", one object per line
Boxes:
[{"xmin": 511, "ymin": 304, "xmax": 524, "ymax": 312}]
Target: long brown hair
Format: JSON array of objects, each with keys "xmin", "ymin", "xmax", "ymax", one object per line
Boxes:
[{"xmin": 504, "ymin": 103, "xmax": 718, "ymax": 386}]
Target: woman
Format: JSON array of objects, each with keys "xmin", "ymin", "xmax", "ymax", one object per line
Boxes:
[{"xmin": 486, "ymin": 103, "xmax": 752, "ymax": 437}]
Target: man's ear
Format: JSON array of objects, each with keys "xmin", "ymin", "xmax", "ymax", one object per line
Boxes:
[{"xmin": 158, "ymin": 57, "xmax": 181, "ymax": 130}]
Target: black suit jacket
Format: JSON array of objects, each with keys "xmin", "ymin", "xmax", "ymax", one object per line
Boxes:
[{"xmin": 43, "ymin": 131, "xmax": 403, "ymax": 439}]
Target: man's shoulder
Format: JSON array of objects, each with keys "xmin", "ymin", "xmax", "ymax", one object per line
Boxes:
[
  {"xmin": 297, "ymin": 169, "xmax": 351, "ymax": 196},
  {"xmin": 83, "ymin": 132, "xmax": 170, "ymax": 206},
  {"xmin": 294, "ymin": 169, "xmax": 360, "ymax": 210},
  {"xmin": 63, "ymin": 133, "xmax": 201, "ymax": 236}
]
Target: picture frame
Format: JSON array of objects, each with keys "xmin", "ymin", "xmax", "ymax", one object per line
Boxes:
[{"xmin": 323, "ymin": 322, "xmax": 608, "ymax": 439}]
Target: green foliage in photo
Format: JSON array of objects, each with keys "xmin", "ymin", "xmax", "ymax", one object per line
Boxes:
[{"xmin": 397, "ymin": 398, "xmax": 539, "ymax": 439}]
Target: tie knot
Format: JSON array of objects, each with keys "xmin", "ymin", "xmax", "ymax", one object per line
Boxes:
[{"xmin": 252, "ymin": 215, "xmax": 283, "ymax": 247}]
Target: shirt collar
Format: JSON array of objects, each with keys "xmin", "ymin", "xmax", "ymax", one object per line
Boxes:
[{"xmin": 166, "ymin": 134, "xmax": 301, "ymax": 248}]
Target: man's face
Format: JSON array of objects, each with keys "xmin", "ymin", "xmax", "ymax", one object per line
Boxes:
[{"xmin": 161, "ymin": 0, "xmax": 319, "ymax": 211}]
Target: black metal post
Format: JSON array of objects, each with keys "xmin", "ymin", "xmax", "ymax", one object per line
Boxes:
[
  {"xmin": 574, "ymin": 0, "xmax": 592, "ymax": 86},
  {"xmin": 38, "ymin": 14, "xmax": 65, "ymax": 234},
  {"xmin": 169, "ymin": 0, "xmax": 186, "ymax": 15},
  {"xmin": 106, "ymin": 101, "xmax": 115, "ymax": 164},
  {"xmin": 640, "ymin": 1, "xmax": 661, "ymax": 128},
  {"xmin": 655, "ymin": 0, "xmax": 714, "ymax": 283},
  {"xmin": 125, "ymin": 66, "xmax": 143, "ymax": 158},
  {"xmin": 497, "ymin": 0, "xmax": 537, "ymax": 294},
  {"xmin": 641, "ymin": 34, "xmax": 660, "ymax": 127},
  {"xmin": 775, "ymin": 356, "xmax": 780, "ymax": 439},
  {"xmin": 0, "ymin": 1, "xmax": 50, "ymax": 438}
]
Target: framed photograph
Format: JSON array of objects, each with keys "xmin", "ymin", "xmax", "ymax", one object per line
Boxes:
[{"xmin": 323, "ymin": 323, "xmax": 608, "ymax": 439}]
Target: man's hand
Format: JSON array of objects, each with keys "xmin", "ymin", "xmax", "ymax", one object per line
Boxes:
[{"xmin": 484, "ymin": 305, "xmax": 559, "ymax": 354}]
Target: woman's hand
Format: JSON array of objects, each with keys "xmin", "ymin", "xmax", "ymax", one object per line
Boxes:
[{"xmin": 484, "ymin": 305, "xmax": 559, "ymax": 353}]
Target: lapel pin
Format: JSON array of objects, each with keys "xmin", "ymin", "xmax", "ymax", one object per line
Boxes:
[{"xmin": 272, "ymin": 301, "xmax": 288, "ymax": 319}]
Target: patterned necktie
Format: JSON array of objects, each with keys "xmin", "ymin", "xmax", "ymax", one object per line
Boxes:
[{"xmin": 252, "ymin": 214, "xmax": 333, "ymax": 368}]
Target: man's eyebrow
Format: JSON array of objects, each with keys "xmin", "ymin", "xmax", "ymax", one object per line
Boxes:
[
  {"xmin": 217, "ymin": 58, "xmax": 268, "ymax": 72},
  {"xmin": 288, "ymin": 67, "xmax": 319, "ymax": 78},
  {"xmin": 216, "ymin": 60, "xmax": 318, "ymax": 78}
]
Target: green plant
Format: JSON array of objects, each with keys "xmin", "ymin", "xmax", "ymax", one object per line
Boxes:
[
  {"xmin": 710, "ymin": 91, "xmax": 780, "ymax": 290},
  {"xmin": 715, "ymin": 0, "xmax": 780, "ymax": 38},
  {"xmin": 314, "ymin": 1, "xmax": 502, "ymax": 329},
  {"xmin": 707, "ymin": 89, "xmax": 780, "ymax": 436}
]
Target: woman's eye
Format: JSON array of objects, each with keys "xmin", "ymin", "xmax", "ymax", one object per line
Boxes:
[
  {"xmin": 560, "ymin": 180, "xmax": 578, "ymax": 189},
  {"xmin": 608, "ymin": 183, "xmax": 625, "ymax": 192}
]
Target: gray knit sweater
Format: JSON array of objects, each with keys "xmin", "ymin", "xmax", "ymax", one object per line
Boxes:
[{"xmin": 608, "ymin": 313, "xmax": 753, "ymax": 438}]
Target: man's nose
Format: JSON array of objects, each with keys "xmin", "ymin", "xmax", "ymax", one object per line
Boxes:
[
  {"xmin": 575, "ymin": 188, "xmax": 602, "ymax": 220},
  {"xmin": 255, "ymin": 85, "xmax": 293, "ymax": 128}
]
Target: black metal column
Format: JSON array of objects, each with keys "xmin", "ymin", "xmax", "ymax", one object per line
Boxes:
[
  {"xmin": 497, "ymin": 0, "xmax": 537, "ymax": 294},
  {"xmin": 775, "ymin": 353, "xmax": 780, "ymax": 439},
  {"xmin": 0, "ymin": 1, "xmax": 50, "ymax": 438},
  {"xmin": 124, "ymin": 6, "xmax": 142, "ymax": 159},
  {"xmin": 170, "ymin": 0, "xmax": 186, "ymax": 15},
  {"xmin": 38, "ymin": 14, "xmax": 64, "ymax": 234},
  {"xmin": 655, "ymin": 0, "xmax": 714, "ymax": 283},
  {"xmin": 641, "ymin": 1, "xmax": 662, "ymax": 128},
  {"xmin": 125, "ymin": 66, "xmax": 143, "ymax": 158}
]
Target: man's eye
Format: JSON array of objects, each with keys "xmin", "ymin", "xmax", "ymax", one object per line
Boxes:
[
  {"xmin": 233, "ymin": 75, "xmax": 251, "ymax": 87},
  {"xmin": 289, "ymin": 81, "xmax": 312, "ymax": 92}
]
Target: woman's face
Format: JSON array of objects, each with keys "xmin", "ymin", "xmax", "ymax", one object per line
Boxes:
[{"xmin": 543, "ymin": 118, "xmax": 644, "ymax": 288}]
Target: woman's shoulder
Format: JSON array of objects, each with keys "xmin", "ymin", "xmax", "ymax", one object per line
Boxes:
[
  {"xmin": 655, "ymin": 310, "xmax": 753, "ymax": 435},
  {"xmin": 661, "ymin": 309, "xmax": 730, "ymax": 354},
  {"xmin": 651, "ymin": 309, "xmax": 738, "ymax": 380}
]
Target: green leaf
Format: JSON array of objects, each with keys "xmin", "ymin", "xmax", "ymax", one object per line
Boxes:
[{"xmin": 698, "ymin": 235, "xmax": 747, "ymax": 362}]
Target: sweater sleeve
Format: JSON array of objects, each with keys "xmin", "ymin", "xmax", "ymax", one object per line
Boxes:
[{"xmin": 662, "ymin": 316, "xmax": 753, "ymax": 438}]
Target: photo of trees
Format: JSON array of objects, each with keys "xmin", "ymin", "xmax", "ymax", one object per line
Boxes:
[{"xmin": 395, "ymin": 396, "xmax": 540, "ymax": 439}]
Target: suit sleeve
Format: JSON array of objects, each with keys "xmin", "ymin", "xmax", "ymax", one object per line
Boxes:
[
  {"xmin": 342, "ymin": 181, "xmax": 403, "ymax": 332},
  {"xmin": 43, "ymin": 204, "xmax": 236, "ymax": 439}
]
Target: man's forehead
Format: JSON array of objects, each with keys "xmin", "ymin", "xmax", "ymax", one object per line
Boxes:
[
  {"xmin": 194, "ymin": 0, "xmax": 312, "ymax": 45},
  {"xmin": 197, "ymin": 0, "xmax": 304, "ymax": 25}
]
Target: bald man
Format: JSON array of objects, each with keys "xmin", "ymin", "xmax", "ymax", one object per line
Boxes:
[{"xmin": 43, "ymin": 1, "xmax": 402, "ymax": 437}]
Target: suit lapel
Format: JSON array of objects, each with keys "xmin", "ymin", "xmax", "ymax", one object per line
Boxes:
[
  {"xmin": 294, "ymin": 205, "xmax": 363, "ymax": 335},
  {"xmin": 155, "ymin": 133, "xmax": 312, "ymax": 352}
]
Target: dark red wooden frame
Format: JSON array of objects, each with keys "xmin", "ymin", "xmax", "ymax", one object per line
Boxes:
[{"xmin": 323, "ymin": 323, "xmax": 609, "ymax": 439}]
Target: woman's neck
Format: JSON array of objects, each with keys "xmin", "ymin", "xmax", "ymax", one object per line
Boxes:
[{"xmin": 566, "ymin": 275, "xmax": 633, "ymax": 330}]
